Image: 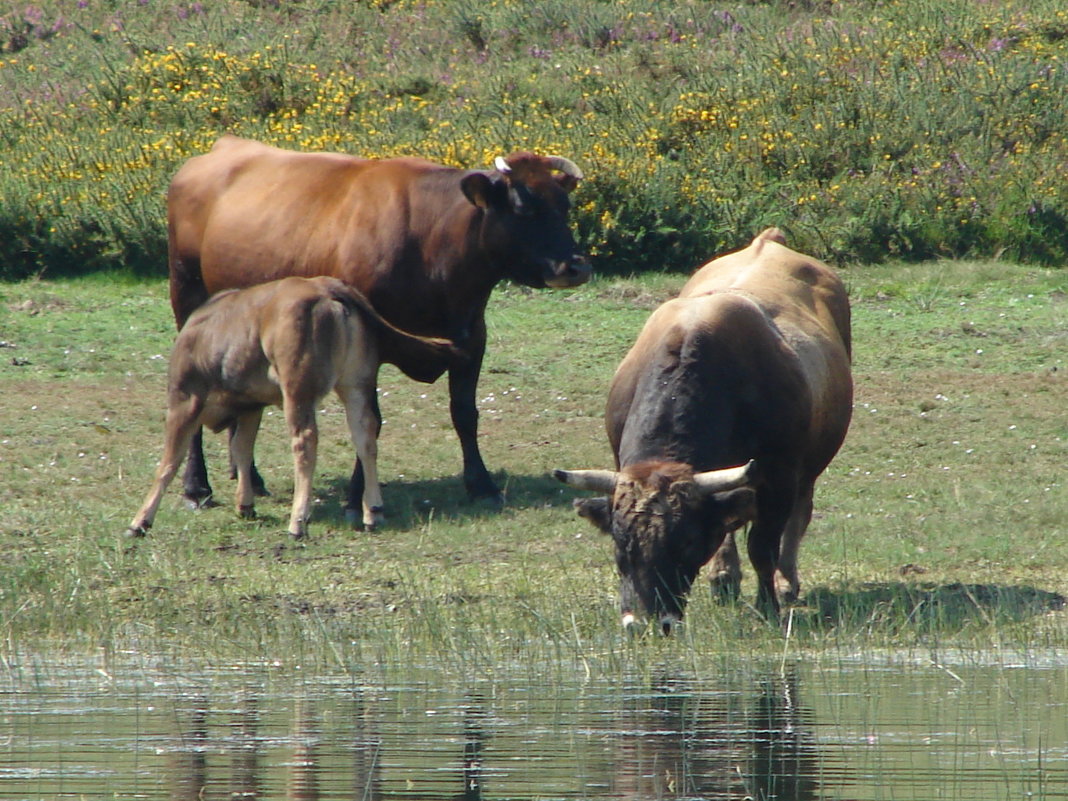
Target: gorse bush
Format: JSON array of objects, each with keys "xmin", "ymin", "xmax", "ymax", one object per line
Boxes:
[{"xmin": 2, "ymin": 0, "xmax": 1068, "ymax": 279}]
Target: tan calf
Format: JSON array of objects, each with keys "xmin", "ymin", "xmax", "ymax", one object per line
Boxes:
[{"xmin": 127, "ymin": 276, "xmax": 459, "ymax": 539}]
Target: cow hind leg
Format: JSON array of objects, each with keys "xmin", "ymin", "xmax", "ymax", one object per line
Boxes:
[
  {"xmin": 339, "ymin": 383, "xmax": 385, "ymax": 530},
  {"xmin": 707, "ymin": 530, "xmax": 743, "ymax": 602},
  {"xmin": 229, "ymin": 408, "xmax": 264, "ymax": 520},
  {"xmin": 127, "ymin": 396, "xmax": 204, "ymax": 536}
]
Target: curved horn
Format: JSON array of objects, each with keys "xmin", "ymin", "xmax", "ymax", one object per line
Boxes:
[
  {"xmin": 552, "ymin": 468, "xmax": 617, "ymax": 494},
  {"xmin": 494, "ymin": 156, "xmax": 512, "ymax": 174},
  {"xmin": 692, "ymin": 460, "xmax": 756, "ymax": 494},
  {"xmin": 546, "ymin": 155, "xmax": 584, "ymax": 180}
]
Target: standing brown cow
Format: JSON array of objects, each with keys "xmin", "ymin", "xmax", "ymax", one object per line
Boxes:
[
  {"xmin": 126, "ymin": 276, "xmax": 460, "ymax": 539},
  {"xmin": 555, "ymin": 229, "xmax": 852, "ymax": 631},
  {"xmin": 168, "ymin": 136, "xmax": 589, "ymax": 515}
]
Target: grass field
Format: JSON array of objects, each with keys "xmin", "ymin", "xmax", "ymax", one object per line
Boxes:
[{"xmin": 1, "ymin": 256, "xmax": 1065, "ymax": 667}]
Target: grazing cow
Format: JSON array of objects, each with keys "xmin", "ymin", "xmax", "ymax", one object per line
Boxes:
[
  {"xmin": 126, "ymin": 276, "xmax": 460, "ymax": 539},
  {"xmin": 168, "ymin": 135, "xmax": 589, "ymax": 514},
  {"xmin": 554, "ymin": 229, "xmax": 852, "ymax": 631}
]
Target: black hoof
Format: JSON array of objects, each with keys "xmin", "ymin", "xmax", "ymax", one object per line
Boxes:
[
  {"xmin": 238, "ymin": 505, "xmax": 256, "ymax": 520},
  {"xmin": 124, "ymin": 525, "xmax": 147, "ymax": 538}
]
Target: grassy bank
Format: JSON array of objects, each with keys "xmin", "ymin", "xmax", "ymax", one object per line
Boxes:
[
  {"xmin": 1, "ymin": 259, "xmax": 1065, "ymax": 666},
  {"xmin": 3, "ymin": 0, "xmax": 1068, "ymax": 281}
]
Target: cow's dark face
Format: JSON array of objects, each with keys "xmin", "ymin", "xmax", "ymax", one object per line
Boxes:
[
  {"xmin": 561, "ymin": 462, "xmax": 756, "ymax": 634},
  {"xmin": 461, "ymin": 152, "xmax": 590, "ymax": 289}
]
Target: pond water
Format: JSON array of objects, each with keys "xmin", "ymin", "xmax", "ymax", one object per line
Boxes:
[{"xmin": 2, "ymin": 649, "xmax": 1066, "ymax": 800}]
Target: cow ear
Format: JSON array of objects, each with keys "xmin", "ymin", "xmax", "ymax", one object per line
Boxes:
[
  {"xmin": 705, "ymin": 487, "xmax": 757, "ymax": 530},
  {"xmin": 461, "ymin": 172, "xmax": 507, "ymax": 210},
  {"xmin": 555, "ymin": 172, "xmax": 580, "ymax": 193},
  {"xmin": 574, "ymin": 497, "xmax": 611, "ymax": 534}
]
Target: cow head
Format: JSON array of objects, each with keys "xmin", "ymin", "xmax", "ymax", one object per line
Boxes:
[
  {"xmin": 554, "ymin": 460, "xmax": 757, "ymax": 634},
  {"xmin": 461, "ymin": 152, "xmax": 590, "ymax": 289}
]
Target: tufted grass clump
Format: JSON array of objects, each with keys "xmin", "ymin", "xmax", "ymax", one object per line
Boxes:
[{"xmin": 2, "ymin": 0, "xmax": 1068, "ymax": 280}]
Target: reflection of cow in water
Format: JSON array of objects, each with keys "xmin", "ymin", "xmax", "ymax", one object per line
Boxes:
[{"xmin": 607, "ymin": 671, "xmax": 824, "ymax": 801}]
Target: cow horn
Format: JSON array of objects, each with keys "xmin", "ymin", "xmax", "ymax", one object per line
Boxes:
[
  {"xmin": 546, "ymin": 155, "xmax": 584, "ymax": 180},
  {"xmin": 692, "ymin": 460, "xmax": 756, "ymax": 494},
  {"xmin": 494, "ymin": 156, "xmax": 512, "ymax": 174},
  {"xmin": 553, "ymin": 468, "xmax": 617, "ymax": 494}
]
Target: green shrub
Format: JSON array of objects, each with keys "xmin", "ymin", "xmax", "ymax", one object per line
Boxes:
[{"xmin": 2, "ymin": 0, "xmax": 1068, "ymax": 279}]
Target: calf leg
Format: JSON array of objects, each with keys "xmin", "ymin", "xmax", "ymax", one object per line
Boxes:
[
  {"xmin": 339, "ymin": 383, "xmax": 385, "ymax": 530},
  {"xmin": 344, "ymin": 388, "xmax": 380, "ymax": 525},
  {"xmin": 284, "ymin": 400, "xmax": 319, "ymax": 540},
  {"xmin": 127, "ymin": 395, "xmax": 204, "ymax": 536},
  {"xmin": 775, "ymin": 483, "xmax": 814, "ymax": 604},
  {"xmin": 229, "ymin": 408, "xmax": 264, "ymax": 519},
  {"xmin": 228, "ymin": 424, "xmax": 270, "ymax": 497}
]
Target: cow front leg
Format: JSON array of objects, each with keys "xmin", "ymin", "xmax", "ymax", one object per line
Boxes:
[
  {"xmin": 707, "ymin": 530, "xmax": 743, "ymax": 601},
  {"xmin": 775, "ymin": 483, "xmax": 814, "ymax": 604},
  {"xmin": 747, "ymin": 501, "xmax": 794, "ymax": 621},
  {"xmin": 181, "ymin": 428, "xmax": 216, "ymax": 508},
  {"xmin": 339, "ymin": 383, "xmax": 385, "ymax": 530},
  {"xmin": 230, "ymin": 408, "xmax": 264, "ymax": 520},
  {"xmin": 285, "ymin": 403, "xmax": 319, "ymax": 540},
  {"xmin": 448, "ymin": 356, "xmax": 502, "ymax": 506}
]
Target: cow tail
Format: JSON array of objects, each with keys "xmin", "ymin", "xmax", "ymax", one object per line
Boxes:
[{"xmin": 326, "ymin": 281, "xmax": 463, "ymax": 383}]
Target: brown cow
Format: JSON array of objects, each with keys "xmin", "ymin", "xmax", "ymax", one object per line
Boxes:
[
  {"xmin": 126, "ymin": 276, "xmax": 460, "ymax": 539},
  {"xmin": 168, "ymin": 136, "xmax": 589, "ymax": 514},
  {"xmin": 554, "ymin": 229, "xmax": 852, "ymax": 631}
]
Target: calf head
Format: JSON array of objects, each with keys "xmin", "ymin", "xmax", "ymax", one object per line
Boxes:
[
  {"xmin": 554, "ymin": 460, "xmax": 756, "ymax": 633},
  {"xmin": 461, "ymin": 152, "xmax": 590, "ymax": 289}
]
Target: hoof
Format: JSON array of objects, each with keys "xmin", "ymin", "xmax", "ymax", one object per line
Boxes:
[
  {"xmin": 238, "ymin": 505, "xmax": 256, "ymax": 520},
  {"xmin": 183, "ymin": 494, "xmax": 217, "ymax": 511},
  {"xmin": 471, "ymin": 491, "xmax": 505, "ymax": 511},
  {"xmin": 124, "ymin": 525, "xmax": 148, "ymax": 538},
  {"xmin": 708, "ymin": 571, "xmax": 741, "ymax": 603}
]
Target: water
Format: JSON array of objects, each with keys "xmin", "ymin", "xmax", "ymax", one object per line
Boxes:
[{"xmin": 2, "ymin": 650, "xmax": 1066, "ymax": 800}]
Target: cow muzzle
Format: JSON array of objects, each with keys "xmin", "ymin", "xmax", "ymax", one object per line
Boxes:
[{"xmin": 543, "ymin": 256, "xmax": 591, "ymax": 288}]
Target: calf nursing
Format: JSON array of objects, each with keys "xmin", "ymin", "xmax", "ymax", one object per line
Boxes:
[{"xmin": 126, "ymin": 276, "xmax": 459, "ymax": 539}]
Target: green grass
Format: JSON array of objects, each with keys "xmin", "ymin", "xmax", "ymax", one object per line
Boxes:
[{"xmin": 1, "ymin": 260, "xmax": 1065, "ymax": 668}]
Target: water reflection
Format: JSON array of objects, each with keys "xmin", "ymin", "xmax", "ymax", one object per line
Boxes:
[
  {"xmin": 608, "ymin": 669, "xmax": 822, "ymax": 800},
  {"xmin": 4, "ymin": 653, "xmax": 1066, "ymax": 800}
]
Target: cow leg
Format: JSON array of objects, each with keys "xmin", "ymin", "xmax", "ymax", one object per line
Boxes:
[
  {"xmin": 448, "ymin": 348, "xmax": 503, "ymax": 506},
  {"xmin": 230, "ymin": 408, "xmax": 264, "ymax": 520},
  {"xmin": 746, "ymin": 502, "xmax": 794, "ymax": 620},
  {"xmin": 339, "ymin": 383, "xmax": 385, "ymax": 530},
  {"xmin": 707, "ymin": 530, "xmax": 743, "ymax": 601},
  {"xmin": 775, "ymin": 483, "xmax": 814, "ymax": 604},
  {"xmin": 127, "ymin": 395, "xmax": 203, "ymax": 536},
  {"xmin": 285, "ymin": 399, "xmax": 319, "ymax": 540},
  {"xmin": 180, "ymin": 428, "xmax": 216, "ymax": 508}
]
